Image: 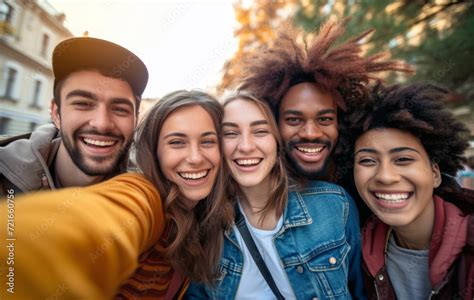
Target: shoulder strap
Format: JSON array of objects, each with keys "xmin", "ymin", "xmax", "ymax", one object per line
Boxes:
[
  {"xmin": 165, "ymin": 269, "xmax": 184, "ymax": 300},
  {"xmin": 235, "ymin": 209, "xmax": 285, "ymax": 300}
]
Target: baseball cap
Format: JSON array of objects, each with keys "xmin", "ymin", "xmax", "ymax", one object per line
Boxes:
[{"xmin": 52, "ymin": 37, "xmax": 149, "ymax": 97}]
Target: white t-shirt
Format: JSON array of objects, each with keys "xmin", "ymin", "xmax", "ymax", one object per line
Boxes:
[{"xmin": 234, "ymin": 204, "xmax": 296, "ymax": 300}]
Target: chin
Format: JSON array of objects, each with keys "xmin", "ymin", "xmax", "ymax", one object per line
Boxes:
[{"xmin": 183, "ymin": 190, "xmax": 211, "ymax": 203}]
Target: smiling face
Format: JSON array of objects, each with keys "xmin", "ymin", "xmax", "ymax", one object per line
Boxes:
[
  {"xmin": 354, "ymin": 128, "xmax": 441, "ymax": 229},
  {"xmin": 279, "ymin": 82, "xmax": 338, "ymax": 179},
  {"xmin": 157, "ymin": 105, "xmax": 220, "ymax": 207},
  {"xmin": 222, "ymin": 99, "xmax": 277, "ymax": 190},
  {"xmin": 51, "ymin": 70, "xmax": 137, "ymax": 176}
]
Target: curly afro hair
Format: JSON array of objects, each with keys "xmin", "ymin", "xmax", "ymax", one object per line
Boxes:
[
  {"xmin": 342, "ymin": 82, "xmax": 470, "ymax": 181},
  {"xmin": 236, "ymin": 20, "xmax": 414, "ymax": 115}
]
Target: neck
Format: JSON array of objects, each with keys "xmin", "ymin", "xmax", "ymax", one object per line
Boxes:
[
  {"xmin": 54, "ymin": 144, "xmax": 104, "ymax": 188},
  {"xmin": 392, "ymin": 199, "xmax": 435, "ymax": 250},
  {"xmin": 239, "ymin": 177, "xmax": 279, "ymax": 230}
]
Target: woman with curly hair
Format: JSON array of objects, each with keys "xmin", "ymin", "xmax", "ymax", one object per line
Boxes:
[
  {"xmin": 186, "ymin": 94, "xmax": 365, "ymax": 299},
  {"xmin": 346, "ymin": 83, "xmax": 473, "ymax": 299}
]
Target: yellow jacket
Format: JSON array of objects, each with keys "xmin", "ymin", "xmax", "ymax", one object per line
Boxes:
[{"xmin": 0, "ymin": 173, "xmax": 164, "ymax": 299}]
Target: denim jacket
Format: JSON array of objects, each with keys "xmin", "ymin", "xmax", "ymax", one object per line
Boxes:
[{"xmin": 186, "ymin": 181, "xmax": 366, "ymax": 300}]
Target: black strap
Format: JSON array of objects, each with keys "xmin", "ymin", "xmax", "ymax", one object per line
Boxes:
[{"xmin": 235, "ymin": 209, "xmax": 285, "ymax": 300}]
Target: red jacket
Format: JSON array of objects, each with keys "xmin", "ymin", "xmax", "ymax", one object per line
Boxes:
[{"xmin": 362, "ymin": 195, "xmax": 474, "ymax": 299}]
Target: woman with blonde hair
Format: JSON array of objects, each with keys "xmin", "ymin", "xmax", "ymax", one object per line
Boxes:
[{"xmin": 186, "ymin": 93, "xmax": 365, "ymax": 299}]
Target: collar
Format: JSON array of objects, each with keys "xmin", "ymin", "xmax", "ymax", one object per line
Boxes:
[
  {"xmin": 362, "ymin": 195, "xmax": 468, "ymax": 286},
  {"xmin": 280, "ymin": 189, "xmax": 313, "ymax": 231}
]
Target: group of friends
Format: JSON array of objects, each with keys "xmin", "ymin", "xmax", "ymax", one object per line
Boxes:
[{"xmin": 0, "ymin": 20, "xmax": 473, "ymax": 300}]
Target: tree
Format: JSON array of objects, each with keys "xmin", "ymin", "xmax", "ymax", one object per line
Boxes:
[
  {"xmin": 220, "ymin": 1, "xmax": 473, "ymax": 91},
  {"xmin": 218, "ymin": 0, "xmax": 290, "ymax": 92},
  {"xmin": 293, "ymin": 0, "xmax": 473, "ymax": 131},
  {"xmin": 219, "ymin": 0, "xmax": 473, "ymax": 132}
]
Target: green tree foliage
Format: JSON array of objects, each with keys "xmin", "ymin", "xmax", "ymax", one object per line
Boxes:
[
  {"xmin": 220, "ymin": 0, "xmax": 473, "ymax": 132},
  {"xmin": 293, "ymin": 1, "xmax": 473, "ymax": 97},
  {"xmin": 292, "ymin": 0, "xmax": 473, "ymax": 132}
]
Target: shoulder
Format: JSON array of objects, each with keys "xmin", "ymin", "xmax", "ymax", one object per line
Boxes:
[
  {"xmin": 0, "ymin": 133, "xmax": 31, "ymax": 147},
  {"xmin": 0, "ymin": 124, "xmax": 58, "ymax": 156},
  {"xmin": 293, "ymin": 180, "xmax": 351, "ymax": 201},
  {"xmin": 288, "ymin": 180, "xmax": 353, "ymax": 219}
]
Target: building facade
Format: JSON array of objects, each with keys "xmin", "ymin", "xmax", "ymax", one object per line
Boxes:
[{"xmin": 0, "ymin": 0, "xmax": 71, "ymax": 135}]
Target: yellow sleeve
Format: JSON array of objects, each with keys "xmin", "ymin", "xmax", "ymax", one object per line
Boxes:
[{"xmin": 0, "ymin": 173, "xmax": 164, "ymax": 300}]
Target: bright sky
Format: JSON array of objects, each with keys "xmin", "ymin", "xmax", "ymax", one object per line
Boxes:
[{"xmin": 48, "ymin": 0, "xmax": 239, "ymax": 99}]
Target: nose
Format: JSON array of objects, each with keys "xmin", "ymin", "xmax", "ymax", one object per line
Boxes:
[
  {"xmin": 89, "ymin": 106, "xmax": 115, "ymax": 132},
  {"xmin": 375, "ymin": 161, "xmax": 401, "ymax": 184},
  {"xmin": 237, "ymin": 133, "xmax": 256, "ymax": 153},
  {"xmin": 299, "ymin": 121, "xmax": 323, "ymax": 141},
  {"xmin": 187, "ymin": 143, "xmax": 204, "ymax": 165}
]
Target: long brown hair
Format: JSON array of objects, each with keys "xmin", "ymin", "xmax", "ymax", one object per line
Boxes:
[
  {"xmin": 135, "ymin": 90, "xmax": 233, "ymax": 283},
  {"xmin": 223, "ymin": 93, "xmax": 288, "ymax": 224}
]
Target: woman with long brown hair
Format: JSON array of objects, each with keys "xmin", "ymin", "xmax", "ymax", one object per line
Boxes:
[
  {"xmin": 0, "ymin": 90, "xmax": 233, "ymax": 300},
  {"xmin": 116, "ymin": 90, "xmax": 234, "ymax": 298}
]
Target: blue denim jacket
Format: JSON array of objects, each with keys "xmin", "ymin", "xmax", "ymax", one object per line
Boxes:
[{"xmin": 186, "ymin": 181, "xmax": 366, "ymax": 300}]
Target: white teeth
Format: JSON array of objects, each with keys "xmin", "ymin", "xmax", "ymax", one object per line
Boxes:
[
  {"xmin": 236, "ymin": 159, "xmax": 261, "ymax": 166},
  {"xmin": 375, "ymin": 193, "xmax": 410, "ymax": 202},
  {"xmin": 179, "ymin": 170, "xmax": 208, "ymax": 180},
  {"xmin": 83, "ymin": 138, "xmax": 116, "ymax": 147},
  {"xmin": 296, "ymin": 146, "xmax": 323, "ymax": 153}
]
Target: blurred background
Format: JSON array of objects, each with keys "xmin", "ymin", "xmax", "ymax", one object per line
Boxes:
[{"xmin": 0, "ymin": 0, "xmax": 472, "ymax": 158}]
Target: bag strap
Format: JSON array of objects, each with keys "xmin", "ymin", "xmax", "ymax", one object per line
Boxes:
[
  {"xmin": 164, "ymin": 269, "xmax": 184, "ymax": 300},
  {"xmin": 235, "ymin": 208, "xmax": 285, "ymax": 300}
]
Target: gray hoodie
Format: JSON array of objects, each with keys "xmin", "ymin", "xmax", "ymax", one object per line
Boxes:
[{"xmin": 0, "ymin": 124, "xmax": 60, "ymax": 198}]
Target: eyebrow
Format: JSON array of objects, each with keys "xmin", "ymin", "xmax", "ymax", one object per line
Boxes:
[
  {"xmin": 65, "ymin": 90, "xmax": 134, "ymax": 109},
  {"xmin": 110, "ymin": 98, "xmax": 135, "ymax": 110},
  {"xmin": 163, "ymin": 131, "xmax": 217, "ymax": 139},
  {"xmin": 66, "ymin": 89, "xmax": 97, "ymax": 101},
  {"xmin": 222, "ymin": 120, "xmax": 268, "ymax": 128},
  {"xmin": 355, "ymin": 146, "xmax": 420, "ymax": 156},
  {"xmin": 282, "ymin": 108, "xmax": 336, "ymax": 116}
]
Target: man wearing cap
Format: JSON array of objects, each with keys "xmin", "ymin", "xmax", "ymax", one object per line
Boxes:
[{"xmin": 0, "ymin": 37, "xmax": 148, "ymax": 197}]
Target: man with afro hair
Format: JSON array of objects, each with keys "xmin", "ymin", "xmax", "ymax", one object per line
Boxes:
[{"xmin": 235, "ymin": 20, "xmax": 413, "ymax": 183}]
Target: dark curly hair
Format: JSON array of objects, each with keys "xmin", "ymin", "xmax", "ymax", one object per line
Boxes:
[
  {"xmin": 235, "ymin": 20, "xmax": 414, "ymax": 183},
  {"xmin": 236, "ymin": 20, "xmax": 414, "ymax": 115},
  {"xmin": 340, "ymin": 82, "xmax": 470, "ymax": 188}
]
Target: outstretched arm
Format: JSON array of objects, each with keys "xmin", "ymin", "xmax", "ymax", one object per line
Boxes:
[{"xmin": 0, "ymin": 173, "xmax": 164, "ymax": 300}]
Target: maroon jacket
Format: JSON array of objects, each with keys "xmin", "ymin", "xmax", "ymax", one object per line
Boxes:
[{"xmin": 362, "ymin": 195, "xmax": 474, "ymax": 299}]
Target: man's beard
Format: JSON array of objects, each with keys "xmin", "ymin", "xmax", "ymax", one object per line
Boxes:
[
  {"xmin": 61, "ymin": 129, "xmax": 131, "ymax": 176},
  {"xmin": 285, "ymin": 138, "xmax": 333, "ymax": 180}
]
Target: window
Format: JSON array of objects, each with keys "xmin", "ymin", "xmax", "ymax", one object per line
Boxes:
[
  {"xmin": 29, "ymin": 122, "xmax": 38, "ymax": 132},
  {"xmin": 4, "ymin": 67, "xmax": 17, "ymax": 99},
  {"xmin": 0, "ymin": 2, "xmax": 12, "ymax": 23},
  {"xmin": 40, "ymin": 33, "xmax": 50, "ymax": 57},
  {"xmin": 31, "ymin": 79, "xmax": 42, "ymax": 107},
  {"xmin": 0, "ymin": 1, "xmax": 13, "ymax": 35},
  {"xmin": 0, "ymin": 117, "xmax": 10, "ymax": 134}
]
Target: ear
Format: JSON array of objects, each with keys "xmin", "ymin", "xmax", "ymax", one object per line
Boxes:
[
  {"xmin": 431, "ymin": 162, "xmax": 442, "ymax": 188},
  {"xmin": 50, "ymin": 99, "xmax": 61, "ymax": 129}
]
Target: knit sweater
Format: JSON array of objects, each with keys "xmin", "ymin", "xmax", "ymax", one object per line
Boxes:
[{"xmin": 0, "ymin": 173, "xmax": 164, "ymax": 299}]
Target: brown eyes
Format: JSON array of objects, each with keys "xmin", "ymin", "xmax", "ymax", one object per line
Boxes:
[
  {"xmin": 356, "ymin": 156, "xmax": 415, "ymax": 166},
  {"xmin": 285, "ymin": 116, "xmax": 335, "ymax": 126}
]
